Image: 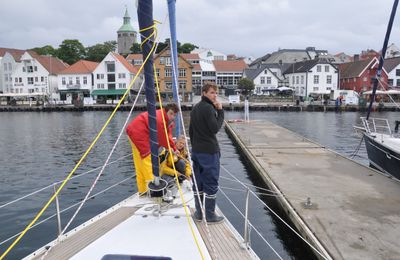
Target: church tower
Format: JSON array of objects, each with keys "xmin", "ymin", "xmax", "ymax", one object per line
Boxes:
[{"xmin": 117, "ymin": 7, "xmax": 137, "ymax": 55}]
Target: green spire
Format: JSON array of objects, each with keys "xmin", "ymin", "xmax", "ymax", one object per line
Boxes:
[{"xmin": 118, "ymin": 7, "xmax": 136, "ymax": 32}]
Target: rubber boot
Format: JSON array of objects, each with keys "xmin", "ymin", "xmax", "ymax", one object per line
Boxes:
[
  {"xmin": 193, "ymin": 192, "xmax": 203, "ymax": 222},
  {"xmin": 205, "ymin": 194, "xmax": 224, "ymax": 224}
]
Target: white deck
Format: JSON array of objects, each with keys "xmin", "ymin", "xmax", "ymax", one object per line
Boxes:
[{"xmin": 25, "ymin": 184, "xmax": 257, "ymax": 260}]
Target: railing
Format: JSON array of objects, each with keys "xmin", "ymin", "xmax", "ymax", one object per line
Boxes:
[{"xmin": 361, "ymin": 117, "xmax": 392, "ymax": 136}]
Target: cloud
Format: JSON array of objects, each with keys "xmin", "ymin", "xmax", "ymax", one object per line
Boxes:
[{"xmin": 1, "ymin": 0, "xmax": 399, "ymax": 58}]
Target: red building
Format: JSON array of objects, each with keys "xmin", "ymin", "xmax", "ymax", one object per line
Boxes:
[{"xmin": 339, "ymin": 57, "xmax": 388, "ymax": 93}]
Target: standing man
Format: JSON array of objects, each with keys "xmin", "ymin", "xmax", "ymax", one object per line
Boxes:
[
  {"xmin": 126, "ymin": 103, "xmax": 179, "ymax": 194},
  {"xmin": 189, "ymin": 82, "xmax": 224, "ymax": 223}
]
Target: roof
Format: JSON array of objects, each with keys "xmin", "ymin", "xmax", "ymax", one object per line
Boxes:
[
  {"xmin": 212, "ymin": 60, "xmax": 247, "ymax": 72},
  {"xmin": 383, "ymin": 57, "xmax": 400, "ymax": 73},
  {"xmin": 192, "ymin": 64, "xmax": 201, "ymax": 71},
  {"xmin": 244, "ymin": 64, "xmax": 280, "ymax": 80},
  {"xmin": 0, "ymin": 48, "xmax": 29, "ymax": 61},
  {"xmin": 283, "ymin": 59, "xmax": 322, "ymax": 74},
  {"xmin": 111, "ymin": 52, "xmax": 138, "ymax": 74},
  {"xmin": 59, "ymin": 60, "xmax": 99, "ymax": 74},
  {"xmin": 36, "ymin": 55, "xmax": 69, "ymax": 74},
  {"xmin": 126, "ymin": 54, "xmax": 143, "ymax": 61},
  {"xmin": 339, "ymin": 58, "xmax": 377, "ymax": 78},
  {"xmin": 180, "ymin": 53, "xmax": 199, "ymax": 60}
]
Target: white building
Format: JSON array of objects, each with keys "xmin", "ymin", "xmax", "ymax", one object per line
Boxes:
[
  {"xmin": 243, "ymin": 64, "xmax": 283, "ymax": 95},
  {"xmin": 191, "ymin": 48, "xmax": 227, "ymax": 61},
  {"xmin": 2, "ymin": 50, "xmax": 67, "ymax": 98},
  {"xmin": 0, "ymin": 48, "xmax": 28, "ymax": 93},
  {"xmin": 213, "ymin": 60, "xmax": 247, "ymax": 93},
  {"xmin": 385, "ymin": 43, "xmax": 400, "ymax": 58},
  {"xmin": 383, "ymin": 56, "xmax": 400, "ymax": 87},
  {"xmin": 92, "ymin": 52, "xmax": 142, "ymax": 102},
  {"xmin": 58, "ymin": 60, "xmax": 99, "ymax": 104},
  {"xmin": 284, "ymin": 59, "xmax": 338, "ymax": 97}
]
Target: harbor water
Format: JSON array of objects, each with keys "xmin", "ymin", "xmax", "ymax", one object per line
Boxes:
[{"xmin": 0, "ymin": 110, "xmax": 398, "ymax": 259}]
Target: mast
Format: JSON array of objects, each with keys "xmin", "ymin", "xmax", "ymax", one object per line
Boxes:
[
  {"xmin": 137, "ymin": 0, "xmax": 160, "ymax": 182},
  {"xmin": 366, "ymin": 0, "xmax": 399, "ymax": 120},
  {"xmin": 167, "ymin": 0, "xmax": 182, "ymax": 136}
]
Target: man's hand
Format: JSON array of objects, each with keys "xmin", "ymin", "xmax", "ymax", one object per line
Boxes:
[{"xmin": 213, "ymin": 101, "xmax": 222, "ymax": 110}]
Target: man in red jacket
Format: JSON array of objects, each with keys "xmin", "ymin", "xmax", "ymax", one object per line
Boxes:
[{"xmin": 126, "ymin": 103, "xmax": 179, "ymax": 193}]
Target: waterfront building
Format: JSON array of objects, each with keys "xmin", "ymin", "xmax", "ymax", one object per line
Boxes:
[
  {"xmin": 284, "ymin": 58, "xmax": 338, "ymax": 97},
  {"xmin": 339, "ymin": 57, "xmax": 388, "ymax": 93},
  {"xmin": 0, "ymin": 48, "xmax": 25, "ymax": 93},
  {"xmin": 385, "ymin": 43, "xmax": 400, "ymax": 58},
  {"xmin": 92, "ymin": 52, "xmax": 141, "ymax": 103},
  {"xmin": 213, "ymin": 59, "xmax": 248, "ymax": 95},
  {"xmin": 383, "ymin": 56, "xmax": 400, "ymax": 87},
  {"xmin": 1, "ymin": 50, "xmax": 68, "ymax": 99},
  {"xmin": 334, "ymin": 52, "xmax": 354, "ymax": 64},
  {"xmin": 243, "ymin": 64, "xmax": 285, "ymax": 95},
  {"xmin": 191, "ymin": 48, "xmax": 227, "ymax": 61},
  {"xmin": 57, "ymin": 60, "xmax": 99, "ymax": 105},
  {"xmin": 153, "ymin": 48, "xmax": 193, "ymax": 102},
  {"xmin": 181, "ymin": 53, "xmax": 201, "ymax": 95},
  {"xmin": 117, "ymin": 8, "xmax": 137, "ymax": 56}
]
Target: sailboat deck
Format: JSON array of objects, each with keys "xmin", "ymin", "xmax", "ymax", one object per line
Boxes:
[{"xmin": 25, "ymin": 190, "xmax": 258, "ymax": 259}]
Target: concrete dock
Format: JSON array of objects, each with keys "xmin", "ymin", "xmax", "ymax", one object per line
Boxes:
[{"xmin": 225, "ymin": 121, "xmax": 400, "ymax": 260}]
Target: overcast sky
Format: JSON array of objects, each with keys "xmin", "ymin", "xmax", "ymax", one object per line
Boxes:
[{"xmin": 1, "ymin": 0, "xmax": 400, "ymax": 59}]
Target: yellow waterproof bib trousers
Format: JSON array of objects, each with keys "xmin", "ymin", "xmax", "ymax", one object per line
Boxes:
[{"xmin": 128, "ymin": 138, "xmax": 154, "ymax": 193}]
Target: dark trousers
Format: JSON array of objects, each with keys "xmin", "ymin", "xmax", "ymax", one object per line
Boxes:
[{"xmin": 191, "ymin": 152, "xmax": 220, "ymax": 196}]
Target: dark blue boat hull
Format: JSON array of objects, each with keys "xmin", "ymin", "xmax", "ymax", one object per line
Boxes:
[{"xmin": 364, "ymin": 134, "xmax": 400, "ymax": 180}]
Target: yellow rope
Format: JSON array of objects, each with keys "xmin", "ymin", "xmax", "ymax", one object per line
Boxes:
[
  {"xmin": 153, "ymin": 63, "xmax": 205, "ymax": 260},
  {"xmin": 0, "ymin": 22, "xmax": 159, "ymax": 260}
]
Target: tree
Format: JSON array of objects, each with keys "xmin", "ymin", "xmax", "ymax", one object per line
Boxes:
[
  {"xmin": 86, "ymin": 41, "xmax": 117, "ymax": 62},
  {"xmin": 179, "ymin": 43, "xmax": 198, "ymax": 53},
  {"xmin": 56, "ymin": 39, "xmax": 86, "ymax": 65},
  {"xmin": 130, "ymin": 43, "xmax": 142, "ymax": 54},
  {"xmin": 237, "ymin": 78, "xmax": 255, "ymax": 96},
  {"xmin": 30, "ymin": 45, "xmax": 56, "ymax": 56}
]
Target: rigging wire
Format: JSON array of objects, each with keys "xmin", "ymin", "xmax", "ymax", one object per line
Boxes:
[
  {"xmin": 220, "ymin": 164, "xmax": 330, "ymax": 260},
  {"xmin": 0, "ymin": 154, "xmax": 132, "ymax": 210},
  {"xmin": 0, "ymin": 176, "xmax": 132, "ymax": 247}
]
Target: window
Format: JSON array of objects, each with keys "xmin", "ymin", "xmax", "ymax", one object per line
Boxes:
[
  {"xmin": 156, "ymin": 69, "xmax": 160, "ymax": 77},
  {"xmin": 396, "ymin": 69, "xmax": 400, "ymax": 76},
  {"xmin": 292, "ymin": 76, "xmax": 295, "ymax": 85},
  {"xmin": 325, "ymin": 65, "xmax": 329, "ymax": 72},
  {"xmin": 28, "ymin": 77, "xmax": 34, "ymax": 84},
  {"xmin": 260, "ymin": 76, "xmax": 265, "ymax": 84},
  {"xmin": 313, "ymin": 87, "xmax": 319, "ymax": 91},
  {"xmin": 34, "ymin": 66, "xmax": 37, "ymax": 72},
  {"xmin": 3, "ymin": 63, "xmax": 7, "ymax": 71},
  {"xmin": 76, "ymin": 77, "xmax": 80, "ymax": 84},
  {"xmin": 35, "ymin": 77, "xmax": 38, "ymax": 82},
  {"xmin": 134, "ymin": 59, "xmax": 143, "ymax": 65},
  {"xmin": 165, "ymin": 81, "xmax": 172, "ymax": 89},
  {"xmin": 27, "ymin": 66, "xmax": 33, "ymax": 73},
  {"xmin": 4, "ymin": 74, "xmax": 8, "ymax": 82},
  {"xmin": 23, "ymin": 67, "xmax": 26, "ymax": 72},
  {"xmin": 266, "ymin": 77, "xmax": 271, "ymax": 84},
  {"xmin": 397, "ymin": 79, "xmax": 400, "ymax": 86},
  {"xmin": 165, "ymin": 68, "xmax": 172, "ymax": 77},
  {"xmin": 388, "ymin": 79, "xmax": 394, "ymax": 86},
  {"xmin": 118, "ymin": 83, "xmax": 126, "ymax": 88},
  {"xmin": 83, "ymin": 76, "xmax": 87, "ymax": 84},
  {"xmin": 97, "ymin": 74, "xmax": 104, "ymax": 79},
  {"xmin": 118, "ymin": 73, "xmax": 126, "ymax": 79},
  {"xmin": 159, "ymin": 57, "xmax": 165, "ymax": 65},
  {"xmin": 15, "ymin": 77, "xmax": 18, "ymax": 82},
  {"xmin": 68, "ymin": 77, "xmax": 73, "ymax": 85},
  {"xmin": 41, "ymin": 77, "xmax": 44, "ymax": 82},
  {"xmin": 165, "ymin": 57, "xmax": 171, "ymax": 66},
  {"xmin": 264, "ymin": 69, "xmax": 268, "ymax": 74},
  {"xmin": 62, "ymin": 77, "xmax": 66, "ymax": 85},
  {"xmin": 97, "ymin": 83, "xmax": 105, "ymax": 89},
  {"xmin": 363, "ymin": 77, "xmax": 367, "ymax": 82},
  {"xmin": 179, "ymin": 80, "xmax": 186, "ymax": 89},
  {"xmin": 301, "ymin": 75, "xmax": 304, "ymax": 84},
  {"xmin": 296, "ymin": 76, "xmax": 299, "ymax": 84},
  {"xmin": 327, "ymin": 87, "xmax": 331, "ymax": 90},
  {"xmin": 8, "ymin": 63, "xmax": 12, "ymax": 70},
  {"xmin": 179, "ymin": 69, "xmax": 186, "ymax": 77},
  {"xmin": 327, "ymin": 75, "xmax": 332, "ymax": 84},
  {"xmin": 106, "ymin": 63, "xmax": 115, "ymax": 72},
  {"xmin": 314, "ymin": 75, "xmax": 319, "ymax": 84},
  {"xmin": 317, "ymin": 65, "xmax": 321, "ymax": 72}
]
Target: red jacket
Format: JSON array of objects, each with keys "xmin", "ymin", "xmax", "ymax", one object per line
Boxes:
[{"xmin": 126, "ymin": 109, "xmax": 176, "ymax": 158}]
